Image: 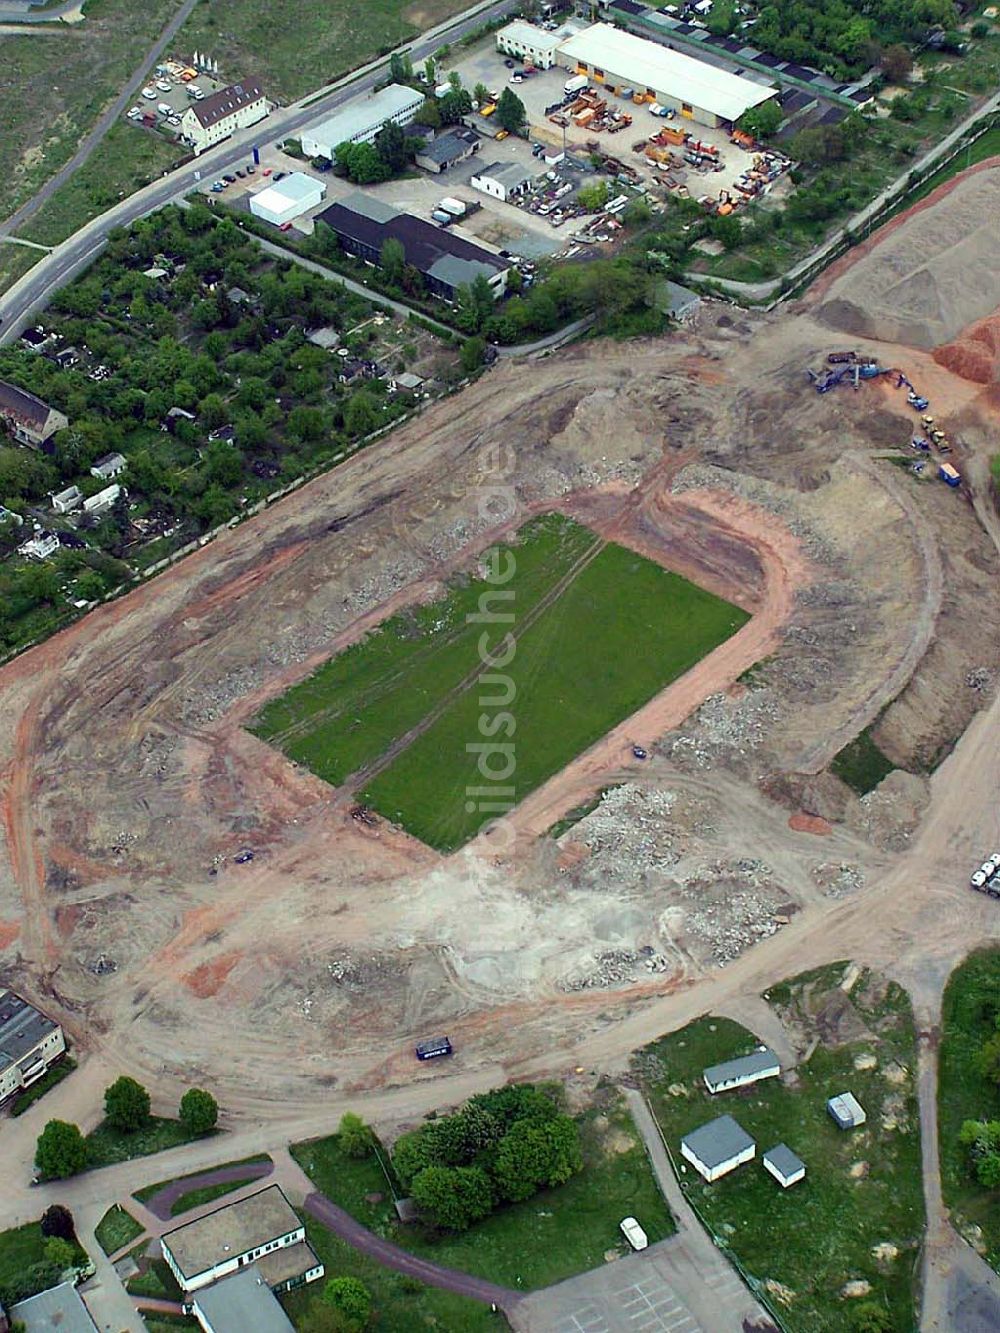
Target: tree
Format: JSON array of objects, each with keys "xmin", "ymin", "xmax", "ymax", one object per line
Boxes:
[
  {"xmin": 437, "ymin": 89, "xmax": 472, "ymax": 126},
  {"xmin": 737, "ymin": 99, "xmax": 783, "ymax": 141},
  {"xmin": 380, "ymin": 237, "xmax": 406, "ymax": 285},
  {"xmin": 977, "ymin": 1031, "xmax": 1000, "ymax": 1086},
  {"xmin": 199, "ymin": 393, "xmax": 229, "ymax": 429},
  {"xmin": 959, "ymin": 1119, "xmax": 1000, "ymax": 1185},
  {"xmin": 460, "ymin": 336, "xmax": 486, "ymax": 373},
  {"xmin": 849, "ymin": 1303, "xmax": 894, "ymax": 1333},
  {"xmin": 474, "ymin": 82, "xmax": 490, "ymax": 106},
  {"xmin": 881, "ymin": 43, "xmax": 913, "ymax": 84},
  {"xmin": 389, "ymin": 51, "xmax": 413, "ymax": 83},
  {"xmin": 338, "ymin": 1112, "xmax": 375, "ymax": 1159},
  {"xmin": 709, "ymin": 212, "xmax": 742, "ymax": 251},
  {"xmin": 706, "ymin": 0, "xmax": 737, "ymax": 36},
  {"xmin": 496, "ymin": 87, "xmax": 527, "ymax": 133},
  {"xmin": 43, "ymin": 1236, "xmax": 76, "ymax": 1271},
  {"xmin": 419, "ymin": 96, "xmax": 441, "ymax": 130},
  {"xmin": 410, "ymin": 1164, "xmax": 494, "ymax": 1230},
  {"xmin": 344, "ymin": 391, "xmax": 380, "ymax": 437},
  {"xmin": 179, "ymin": 1087, "xmax": 218, "ymax": 1135},
  {"xmin": 447, "ymin": 70, "xmax": 462, "ymax": 93},
  {"xmin": 576, "ymin": 180, "xmax": 610, "ymax": 212},
  {"xmin": 492, "ymin": 1115, "xmax": 582, "ymax": 1202},
  {"xmin": 35, "ymin": 1120, "xmax": 87, "ymax": 1180},
  {"xmin": 104, "ymin": 1076, "xmax": 151, "ymax": 1132},
  {"xmin": 323, "ymin": 1276, "xmax": 373, "ymax": 1331},
  {"xmin": 40, "ymin": 1204, "xmax": 76, "ymax": 1242},
  {"xmin": 334, "ymin": 141, "xmax": 391, "ymax": 185},
  {"xmin": 374, "ymin": 120, "xmax": 412, "ymax": 174}
]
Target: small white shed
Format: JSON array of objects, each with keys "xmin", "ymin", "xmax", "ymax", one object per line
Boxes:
[
  {"xmin": 827, "ymin": 1092, "xmax": 866, "ymax": 1130},
  {"xmin": 762, "ymin": 1143, "xmax": 805, "ymax": 1189},
  {"xmin": 680, "ymin": 1114, "xmax": 755, "ymax": 1183}
]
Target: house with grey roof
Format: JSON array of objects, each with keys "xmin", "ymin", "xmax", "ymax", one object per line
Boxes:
[
  {"xmin": 10, "ymin": 1281, "xmax": 96, "ymax": 1333},
  {"xmin": 680, "ymin": 1114, "xmax": 755, "ymax": 1182},
  {"xmin": 703, "ymin": 1046, "xmax": 780, "ymax": 1095},
  {"xmin": 90, "ymin": 452, "xmax": 126, "ymax": 481},
  {"xmin": 414, "ymin": 125, "xmax": 480, "ymax": 174},
  {"xmin": 471, "ymin": 160, "xmax": 534, "ymax": 202},
  {"xmin": 762, "ymin": 1143, "xmax": 805, "ymax": 1189},
  {"xmin": 0, "ymin": 987, "xmax": 66, "ymax": 1104},
  {"xmin": 190, "ymin": 1266, "xmax": 295, "ymax": 1333}
]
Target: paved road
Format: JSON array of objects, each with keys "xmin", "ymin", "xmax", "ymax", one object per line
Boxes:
[
  {"xmin": 0, "ymin": 0, "xmax": 82, "ymax": 22},
  {"xmin": 141, "ymin": 1157, "xmax": 274, "ymax": 1221},
  {"xmin": 0, "ymin": 0, "xmax": 202, "ymax": 240},
  {"xmin": 0, "ymin": 0, "xmax": 515, "ymax": 336}
]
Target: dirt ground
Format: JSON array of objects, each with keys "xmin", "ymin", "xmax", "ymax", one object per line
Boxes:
[{"xmin": 3, "ymin": 168, "xmax": 1000, "ymax": 1115}]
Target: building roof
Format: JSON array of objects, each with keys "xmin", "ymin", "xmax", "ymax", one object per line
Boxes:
[
  {"xmin": 0, "ymin": 378, "xmax": 55, "ymax": 429},
  {"xmin": 827, "ymin": 1091, "xmax": 866, "ymax": 1124},
  {"xmin": 681, "ymin": 1114, "xmax": 755, "ymax": 1170},
  {"xmin": 93, "ymin": 451, "xmax": 126, "ymax": 472},
  {"xmin": 557, "ymin": 23, "xmax": 777, "ymax": 121},
  {"xmin": 193, "ymin": 1267, "xmax": 295, "ymax": 1333},
  {"xmin": 254, "ymin": 1239, "xmax": 320, "ymax": 1287},
  {"xmin": 162, "ymin": 1185, "xmax": 301, "ymax": 1280},
  {"xmin": 763, "ymin": 1143, "xmax": 805, "ymax": 1178},
  {"xmin": 253, "ymin": 172, "xmax": 323, "ymax": 208},
  {"xmin": 11, "ymin": 1281, "xmax": 98, "ymax": 1333},
  {"xmin": 417, "ymin": 125, "xmax": 479, "ymax": 165},
  {"xmin": 318, "ymin": 193, "xmax": 507, "ymax": 287},
  {"xmin": 191, "ymin": 78, "xmax": 265, "ymax": 129},
  {"xmin": 497, "ymin": 19, "xmax": 564, "ymax": 52},
  {"xmin": 704, "ymin": 1046, "xmax": 779, "ymax": 1088},
  {"xmin": 663, "ymin": 279, "xmax": 701, "ymax": 315},
  {"xmin": 0, "ymin": 988, "xmax": 59, "ymax": 1076},
  {"xmin": 476, "ymin": 160, "xmax": 533, "ymax": 188},
  {"xmin": 305, "ymin": 83, "xmax": 423, "ymax": 150}
]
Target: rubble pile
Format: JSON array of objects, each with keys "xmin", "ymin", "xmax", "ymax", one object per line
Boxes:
[
  {"xmin": 677, "ymin": 858, "xmax": 786, "ymax": 964},
  {"xmin": 812, "ymin": 861, "xmax": 865, "ymax": 898},
  {"xmin": 560, "ymin": 946, "xmax": 670, "ymax": 992},
  {"xmin": 578, "ymin": 784, "xmax": 679, "ymax": 875}
]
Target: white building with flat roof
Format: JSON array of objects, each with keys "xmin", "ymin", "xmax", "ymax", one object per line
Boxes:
[
  {"xmin": 556, "ymin": 23, "xmax": 777, "ymax": 127},
  {"xmin": 249, "ymin": 172, "xmax": 326, "ymax": 226},
  {"xmin": 301, "ymin": 84, "xmax": 424, "ymax": 160},
  {"xmin": 496, "ymin": 19, "xmax": 564, "ymax": 68}
]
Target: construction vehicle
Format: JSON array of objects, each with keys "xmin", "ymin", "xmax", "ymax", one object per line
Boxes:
[
  {"xmin": 908, "ymin": 392, "xmax": 929, "ymax": 410},
  {"xmin": 827, "ymin": 350, "xmax": 858, "ymax": 364},
  {"xmin": 939, "ymin": 463, "xmax": 961, "ymax": 487},
  {"xmin": 910, "ymin": 437, "xmax": 931, "ymax": 452}
]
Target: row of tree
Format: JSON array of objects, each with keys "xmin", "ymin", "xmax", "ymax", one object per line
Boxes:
[{"xmin": 0, "ymin": 1205, "xmax": 81, "ymax": 1308}]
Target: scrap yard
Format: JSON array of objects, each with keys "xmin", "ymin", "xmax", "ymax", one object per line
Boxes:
[{"xmin": 1, "ymin": 154, "xmax": 1000, "ymax": 1125}]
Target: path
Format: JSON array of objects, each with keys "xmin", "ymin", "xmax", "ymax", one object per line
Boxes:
[{"xmin": 140, "ymin": 1157, "xmax": 274, "ymax": 1222}]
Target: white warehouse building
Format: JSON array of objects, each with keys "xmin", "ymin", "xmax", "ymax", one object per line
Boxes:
[
  {"xmin": 301, "ymin": 84, "xmax": 424, "ymax": 160},
  {"xmin": 249, "ymin": 172, "xmax": 327, "ymax": 226},
  {"xmin": 495, "ymin": 19, "xmax": 563, "ymax": 68},
  {"xmin": 555, "ymin": 23, "xmax": 777, "ymax": 128}
]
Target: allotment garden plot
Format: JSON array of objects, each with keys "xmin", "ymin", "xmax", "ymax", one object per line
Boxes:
[{"xmin": 250, "ymin": 513, "xmax": 749, "ymax": 849}]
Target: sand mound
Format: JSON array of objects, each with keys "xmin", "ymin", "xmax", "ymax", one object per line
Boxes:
[
  {"xmin": 816, "ymin": 167, "xmax": 1000, "ymax": 349},
  {"xmin": 933, "ymin": 310, "xmax": 1000, "ymax": 383}
]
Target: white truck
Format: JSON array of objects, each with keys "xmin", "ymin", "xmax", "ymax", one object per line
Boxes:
[
  {"xmin": 439, "ymin": 197, "xmax": 467, "ymax": 217},
  {"xmin": 970, "ymin": 853, "xmax": 1000, "ymax": 893},
  {"xmin": 564, "ymin": 73, "xmax": 588, "ymax": 96}
]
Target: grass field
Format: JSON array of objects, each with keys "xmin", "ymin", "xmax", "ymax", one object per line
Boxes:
[
  {"xmin": 637, "ymin": 966, "xmax": 924, "ymax": 1333},
  {"xmin": 293, "ymin": 1092, "xmax": 675, "ymax": 1291},
  {"xmin": 0, "ymin": 0, "xmax": 182, "ymax": 225},
  {"xmin": 830, "ymin": 727, "xmax": 897, "ymax": 795},
  {"xmin": 176, "ymin": 0, "xmax": 470, "ymax": 103},
  {"xmin": 20, "ymin": 123, "xmax": 183, "ymax": 248},
  {"xmin": 252, "ymin": 515, "xmax": 748, "ymax": 851},
  {"xmin": 939, "ymin": 947, "xmax": 1000, "ymax": 1268},
  {"xmin": 84, "ymin": 1115, "xmax": 213, "ymax": 1170},
  {"xmin": 0, "ymin": 1219, "xmax": 88, "ymax": 1296},
  {"xmin": 95, "ymin": 1204, "xmax": 145, "ymax": 1255}
]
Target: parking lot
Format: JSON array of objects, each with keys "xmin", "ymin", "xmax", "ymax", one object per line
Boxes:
[{"xmin": 123, "ymin": 58, "xmax": 224, "ymax": 141}]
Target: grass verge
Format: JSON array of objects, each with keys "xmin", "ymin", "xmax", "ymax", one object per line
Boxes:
[
  {"xmin": 133, "ymin": 1153, "xmax": 271, "ymax": 1207},
  {"xmin": 95, "ymin": 1204, "xmax": 145, "ymax": 1255},
  {"xmin": 294, "ymin": 1090, "xmax": 674, "ymax": 1290},
  {"xmin": 636, "ymin": 965, "xmax": 923, "ymax": 1333},
  {"xmin": 0, "ymin": 243, "xmax": 41, "ymax": 299},
  {"xmin": 939, "ymin": 946, "xmax": 1000, "ymax": 1267},
  {"xmin": 830, "ymin": 727, "xmax": 897, "ymax": 794},
  {"xmin": 85, "ymin": 1116, "xmax": 215, "ymax": 1170},
  {"xmin": 8, "ymin": 1055, "xmax": 76, "ymax": 1116},
  {"xmin": 126, "ymin": 1242, "xmax": 185, "ymax": 1301}
]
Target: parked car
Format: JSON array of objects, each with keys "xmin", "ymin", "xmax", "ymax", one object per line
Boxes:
[
  {"xmin": 504, "ymin": 58, "xmax": 515, "ymax": 67},
  {"xmin": 192, "ymin": 86, "xmax": 205, "ymax": 100},
  {"xmin": 246, "ymin": 164, "xmax": 255, "ymax": 174},
  {"xmin": 210, "ymin": 182, "xmax": 225, "ymax": 192},
  {"xmin": 234, "ymin": 849, "xmax": 254, "ymax": 864},
  {"xmin": 156, "ymin": 79, "xmax": 171, "ymax": 92},
  {"xmin": 126, "ymin": 107, "xmax": 142, "ymax": 121},
  {"xmin": 167, "ymin": 116, "xmax": 181, "ymax": 128},
  {"xmin": 157, "ymin": 102, "xmax": 172, "ymax": 116},
  {"xmin": 223, "ymin": 173, "xmax": 236, "ymax": 183},
  {"xmin": 141, "ymin": 87, "xmax": 157, "ymax": 99},
  {"xmin": 273, "ymin": 170, "xmax": 287, "ymax": 181},
  {"xmin": 279, "ymin": 221, "xmax": 293, "ymax": 231},
  {"xmin": 509, "ymin": 73, "xmax": 524, "ymax": 83},
  {"xmin": 235, "ymin": 169, "xmax": 246, "ymax": 178},
  {"xmin": 261, "ymin": 167, "xmax": 273, "ymax": 176},
  {"xmin": 496, "ymin": 128, "xmax": 510, "ymax": 140}
]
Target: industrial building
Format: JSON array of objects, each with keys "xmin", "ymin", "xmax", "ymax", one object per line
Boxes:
[
  {"xmin": 317, "ymin": 193, "xmax": 509, "ymax": 302},
  {"xmin": 703, "ymin": 1046, "xmax": 780, "ymax": 1095},
  {"xmin": 0, "ymin": 379, "xmax": 68, "ymax": 448},
  {"xmin": 414, "ymin": 125, "xmax": 480, "ymax": 174},
  {"xmin": 0, "ymin": 987, "xmax": 66, "ymax": 1104},
  {"xmin": 680, "ymin": 1114, "xmax": 755, "ymax": 1182},
  {"xmin": 555, "ymin": 23, "xmax": 777, "ymax": 127},
  {"xmin": 181, "ymin": 78, "xmax": 268, "ymax": 153},
  {"xmin": 762, "ymin": 1143, "xmax": 805, "ymax": 1189},
  {"xmin": 496, "ymin": 19, "xmax": 564, "ymax": 68},
  {"xmin": 161, "ymin": 1185, "xmax": 323, "ymax": 1296},
  {"xmin": 471, "ymin": 160, "xmax": 534, "ymax": 202},
  {"xmin": 301, "ymin": 84, "xmax": 424, "ymax": 160},
  {"xmin": 249, "ymin": 172, "xmax": 326, "ymax": 226}
]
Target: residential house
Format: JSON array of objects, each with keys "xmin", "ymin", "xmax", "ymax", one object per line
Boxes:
[
  {"xmin": 301, "ymin": 84, "xmax": 424, "ymax": 159},
  {"xmin": 0, "ymin": 987, "xmax": 66, "ymax": 1104},
  {"xmin": 414, "ymin": 125, "xmax": 480, "ymax": 174},
  {"xmin": 52, "ymin": 485, "xmax": 84, "ymax": 515},
  {"xmin": 680, "ymin": 1114, "xmax": 755, "ymax": 1182},
  {"xmin": 470, "ymin": 160, "xmax": 533, "ymax": 202},
  {"xmin": 762, "ymin": 1143, "xmax": 805, "ymax": 1189},
  {"xmin": 10, "ymin": 1282, "xmax": 97, "ymax": 1333},
  {"xmin": 306, "ymin": 327, "xmax": 340, "ymax": 351},
  {"xmin": 181, "ymin": 79, "xmax": 268, "ymax": 154},
  {"xmin": 190, "ymin": 1267, "xmax": 295, "ymax": 1333},
  {"xmin": 0, "ymin": 380, "xmax": 68, "ymax": 449},
  {"xmin": 703, "ymin": 1047, "xmax": 780, "ymax": 1095},
  {"xmin": 162, "ymin": 407, "xmax": 197, "ymax": 433},
  {"xmin": 390, "ymin": 371, "xmax": 424, "ymax": 394},
  {"xmin": 317, "ymin": 193, "xmax": 509, "ymax": 302},
  {"xmin": 90, "ymin": 452, "xmax": 127, "ymax": 481},
  {"xmin": 161, "ymin": 1185, "xmax": 324, "ymax": 1296},
  {"xmin": 827, "ymin": 1092, "xmax": 866, "ymax": 1129},
  {"xmin": 0, "ymin": 505, "xmax": 23, "ymax": 529}
]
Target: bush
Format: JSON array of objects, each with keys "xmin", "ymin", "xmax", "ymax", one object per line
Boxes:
[
  {"xmin": 338, "ymin": 1112, "xmax": 375, "ymax": 1159},
  {"xmin": 40, "ymin": 1204, "xmax": 76, "ymax": 1241},
  {"xmin": 179, "ymin": 1087, "xmax": 218, "ymax": 1135},
  {"xmin": 322, "ymin": 1275, "xmax": 373, "ymax": 1330}
]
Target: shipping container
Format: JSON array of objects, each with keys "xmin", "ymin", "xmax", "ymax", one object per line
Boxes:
[{"xmin": 939, "ymin": 464, "xmax": 961, "ymax": 486}]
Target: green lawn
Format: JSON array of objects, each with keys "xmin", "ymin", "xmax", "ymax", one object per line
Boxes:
[
  {"xmin": 126, "ymin": 1242, "xmax": 185, "ymax": 1301},
  {"xmin": 0, "ymin": 243, "xmax": 41, "ymax": 298},
  {"xmin": 8, "ymin": 1055, "xmax": 76, "ymax": 1116},
  {"xmin": 293, "ymin": 1094, "xmax": 674, "ymax": 1291},
  {"xmin": 939, "ymin": 947, "xmax": 1000, "ymax": 1268},
  {"xmin": 176, "ymin": 0, "xmax": 471, "ymax": 103},
  {"xmin": 254, "ymin": 514, "xmax": 749, "ymax": 852},
  {"xmin": 133, "ymin": 1154, "xmax": 271, "ymax": 1207},
  {"xmin": 830, "ymin": 727, "xmax": 897, "ymax": 795},
  {"xmin": 20, "ymin": 122, "xmax": 183, "ymax": 248},
  {"xmin": 637, "ymin": 968, "xmax": 924, "ymax": 1333},
  {"xmin": 85, "ymin": 1116, "xmax": 213, "ymax": 1170},
  {"xmin": 0, "ymin": 1220, "xmax": 88, "ymax": 1299},
  {"xmin": 95, "ymin": 1204, "xmax": 145, "ymax": 1255},
  {"xmin": 142, "ymin": 1317, "xmax": 200, "ymax": 1332}
]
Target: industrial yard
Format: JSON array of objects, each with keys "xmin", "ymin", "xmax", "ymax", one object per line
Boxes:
[{"xmin": 0, "ymin": 155, "xmax": 999, "ymax": 1120}]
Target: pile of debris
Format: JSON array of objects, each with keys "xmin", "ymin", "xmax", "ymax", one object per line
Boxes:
[
  {"xmin": 812, "ymin": 861, "xmax": 865, "ymax": 899},
  {"xmin": 560, "ymin": 945, "xmax": 670, "ymax": 991},
  {"xmin": 577, "ymin": 784, "xmax": 679, "ymax": 875}
]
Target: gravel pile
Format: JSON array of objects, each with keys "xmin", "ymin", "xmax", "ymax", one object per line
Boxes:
[
  {"xmin": 578, "ymin": 784, "xmax": 679, "ymax": 875},
  {"xmin": 812, "ymin": 861, "xmax": 865, "ymax": 898},
  {"xmin": 560, "ymin": 946, "xmax": 671, "ymax": 991}
]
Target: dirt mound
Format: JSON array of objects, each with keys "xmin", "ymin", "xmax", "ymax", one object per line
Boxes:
[
  {"xmin": 815, "ymin": 166, "xmax": 1000, "ymax": 349},
  {"xmin": 933, "ymin": 310, "xmax": 1000, "ymax": 383}
]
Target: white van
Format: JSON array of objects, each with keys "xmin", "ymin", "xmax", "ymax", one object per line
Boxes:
[{"xmin": 620, "ymin": 1217, "xmax": 648, "ymax": 1251}]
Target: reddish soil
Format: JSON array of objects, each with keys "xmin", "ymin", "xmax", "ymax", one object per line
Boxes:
[
  {"xmin": 0, "ymin": 920, "xmax": 19, "ymax": 949},
  {"xmin": 789, "ymin": 812, "xmax": 833, "ymax": 836},
  {"xmin": 934, "ymin": 312, "xmax": 1000, "ymax": 383},
  {"xmin": 183, "ymin": 951, "xmax": 244, "ymax": 999}
]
